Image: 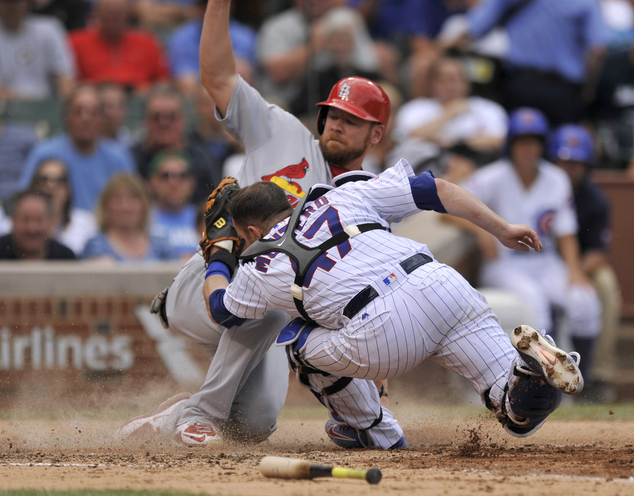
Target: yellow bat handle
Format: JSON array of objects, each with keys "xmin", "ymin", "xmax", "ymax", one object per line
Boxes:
[
  {"xmin": 332, "ymin": 467, "xmax": 382, "ymax": 484},
  {"xmin": 331, "ymin": 467, "xmax": 367, "ymax": 480}
]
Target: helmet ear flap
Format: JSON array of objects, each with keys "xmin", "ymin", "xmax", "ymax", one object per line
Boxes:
[{"xmin": 317, "ymin": 106, "xmax": 328, "ymax": 135}]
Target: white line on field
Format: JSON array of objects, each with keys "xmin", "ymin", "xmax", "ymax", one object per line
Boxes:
[{"xmin": 460, "ymin": 468, "xmax": 634, "ymax": 484}]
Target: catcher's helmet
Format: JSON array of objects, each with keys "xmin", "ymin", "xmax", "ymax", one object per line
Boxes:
[
  {"xmin": 548, "ymin": 125, "xmax": 594, "ymax": 165},
  {"xmin": 316, "ymin": 77, "xmax": 390, "ymax": 135},
  {"xmin": 507, "ymin": 107, "xmax": 549, "ymax": 143}
]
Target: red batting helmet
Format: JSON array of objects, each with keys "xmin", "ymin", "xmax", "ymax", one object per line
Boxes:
[{"xmin": 316, "ymin": 77, "xmax": 391, "ymax": 135}]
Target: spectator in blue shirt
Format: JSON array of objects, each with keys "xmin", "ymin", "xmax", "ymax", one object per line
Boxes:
[
  {"xmin": 82, "ymin": 173, "xmax": 173, "ymax": 262},
  {"xmin": 147, "ymin": 152, "xmax": 200, "ymax": 260},
  {"xmin": 168, "ymin": 0, "xmax": 256, "ymax": 97},
  {"xmin": 446, "ymin": 0, "xmax": 610, "ymax": 125},
  {"xmin": 18, "ymin": 84, "xmax": 136, "ymax": 211}
]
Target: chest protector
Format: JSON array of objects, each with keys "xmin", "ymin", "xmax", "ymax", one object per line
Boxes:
[{"xmin": 239, "ymin": 176, "xmax": 387, "ymax": 326}]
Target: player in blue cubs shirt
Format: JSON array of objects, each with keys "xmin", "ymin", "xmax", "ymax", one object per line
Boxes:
[{"xmin": 202, "ymin": 159, "xmax": 585, "ymax": 449}]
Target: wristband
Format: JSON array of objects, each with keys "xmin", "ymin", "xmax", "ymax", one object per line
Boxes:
[
  {"xmin": 205, "ymin": 250, "xmax": 238, "ymax": 280},
  {"xmin": 205, "ymin": 261, "xmax": 231, "ymax": 281}
]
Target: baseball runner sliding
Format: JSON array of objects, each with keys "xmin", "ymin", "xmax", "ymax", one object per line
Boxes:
[{"xmin": 118, "ymin": 0, "xmax": 395, "ymax": 446}]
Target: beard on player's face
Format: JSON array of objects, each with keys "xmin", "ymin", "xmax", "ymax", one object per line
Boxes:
[{"xmin": 319, "ymin": 129, "xmax": 371, "ymax": 166}]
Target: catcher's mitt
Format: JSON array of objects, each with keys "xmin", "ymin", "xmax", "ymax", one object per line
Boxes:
[{"xmin": 200, "ymin": 177, "xmax": 243, "ymax": 265}]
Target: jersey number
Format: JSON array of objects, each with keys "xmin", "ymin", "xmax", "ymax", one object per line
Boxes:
[{"xmin": 301, "ymin": 206, "xmax": 350, "ymax": 287}]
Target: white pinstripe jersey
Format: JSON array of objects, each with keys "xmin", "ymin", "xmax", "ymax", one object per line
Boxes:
[
  {"xmin": 461, "ymin": 159, "xmax": 577, "ymax": 259},
  {"xmin": 223, "ymin": 159, "xmax": 435, "ymax": 329}
]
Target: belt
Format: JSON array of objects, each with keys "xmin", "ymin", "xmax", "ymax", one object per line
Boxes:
[{"xmin": 342, "ymin": 253, "xmax": 433, "ymax": 319}]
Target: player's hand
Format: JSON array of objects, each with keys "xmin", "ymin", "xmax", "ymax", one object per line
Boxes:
[{"xmin": 498, "ymin": 223, "xmax": 542, "ymax": 253}]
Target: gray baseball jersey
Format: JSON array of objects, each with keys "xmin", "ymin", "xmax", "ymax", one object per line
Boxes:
[{"xmin": 219, "ymin": 76, "xmax": 332, "ymax": 207}]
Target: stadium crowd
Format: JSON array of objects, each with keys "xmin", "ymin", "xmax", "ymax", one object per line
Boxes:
[{"xmin": 0, "ymin": 0, "xmax": 628, "ymax": 400}]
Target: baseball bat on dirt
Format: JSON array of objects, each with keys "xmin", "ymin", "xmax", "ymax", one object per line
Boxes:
[{"xmin": 258, "ymin": 456, "xmax": 382, "ymax": 484}]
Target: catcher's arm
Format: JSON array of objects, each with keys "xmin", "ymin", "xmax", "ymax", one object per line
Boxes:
[
  {"xmin": 200, "ymin": 177, "xmax": 247, "ymax": 326},
  {"xmin": 204, "ymin": 277, "xmax": 229, "ymax": 324},
  {"xmin": 203, "ymin": 249, "xmax": 243, "ymax": 326},
  {"xmin": 436, "ymin": 178, "xmax": 542, "ymax": 253}
]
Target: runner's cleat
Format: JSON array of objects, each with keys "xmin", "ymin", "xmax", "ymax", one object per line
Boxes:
[
  {"xmin": 174, "ymin": 420, "xmax": 221, "ymax": 447},
  {"xmin": 117, "ymin": 392, "xmax": 191, "ymax": 441}
]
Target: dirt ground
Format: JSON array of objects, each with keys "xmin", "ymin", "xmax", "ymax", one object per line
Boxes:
[{"xmin": 0, "ymin": 404, "xmax": 633, "ymax": 496}]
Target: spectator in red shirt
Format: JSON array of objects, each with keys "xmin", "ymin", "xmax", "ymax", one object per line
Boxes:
[{"xmin": 69, "ymin": 0, "xmax": 170, "ymax": 93}]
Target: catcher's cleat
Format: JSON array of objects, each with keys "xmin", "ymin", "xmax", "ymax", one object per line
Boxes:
[
  {"xmin": 174, "ymin": 420, "xmax": 221, "ymax": 447},
  {"xmin": 511, "ymin": 325, "xmax": 583, "ymax": 395},
  {"xmin": 325, "ymin": 419, "xmax": 407, "ymax": 450},
  {"xmin": 116, "ymin": 392, "xmax": 191, "ymax": 441},
  {"xmin": 499, "ymin": 326, "xmax": 583, "ymax": 438}
]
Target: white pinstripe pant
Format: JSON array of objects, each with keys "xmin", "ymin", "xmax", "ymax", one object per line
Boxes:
[{"xmin": 298, "ymin": 261, "xmax": 517, "ymax": 448}]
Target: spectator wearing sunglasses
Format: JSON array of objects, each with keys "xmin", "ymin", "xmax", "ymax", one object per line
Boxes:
[
  {"xmin": 147, "ymin": 151, "xmax": 199, "ymax": 260},
  {"xmin": 130, "ymin": 86, "xmax": 221, "ymax": 203},
  {"xmin": 18, "ymin": 84, "xmax": 137, "ymax": 211},
  {"xmin": 28, "ymin": 158, "xmax": 97, "ymax": 255}
]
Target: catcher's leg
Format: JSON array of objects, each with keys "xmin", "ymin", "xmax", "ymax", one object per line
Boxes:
[
  {"xmin": 486, "ymin": 325, "xmax": 583, "ymax": 437},
  {"xmin": 280, "ymin": 318, "xmax": 406, "ymax": 450},
  {"xmin": 423, "ymin": 270, "xmax": 580, "ymax": 438}
]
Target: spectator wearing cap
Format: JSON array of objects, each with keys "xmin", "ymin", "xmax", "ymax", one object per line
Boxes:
[
  {"xmin": 391, "ymin": 57, "xmax": 507, "ymax": 182},
  {"xmin": 69, "ymin": 0, "xmax": 170, "ymax": 93},
  {"xmin": 448, "ymin": 108, "xmax": 601, "ymax": 376},
  {"xmin": 18, "ymin": 84, "xmax": 137, "ymax": 211},
  {"xmin": 445, "ymin": 0, "xmax": 610, "ymax": 125},
  {"xmin": 130, "ymin": 86, "xmax": 221, "ymax": 203},
  {"xmin": 167, "ymin": 0, "xmax": 256, "ymax": 97},
  {"xmin": 147, "ymin": 152, "xmax": 200, "ymax": 260},
  {"xmin": 0, "ymin": 190, "xmax": 76, "ymax": 260},
  {"xmin": 0, "ymin": 0, "xmax": 75, "ymax": 99},
  {"xmin": 549, "ymin": 124, "xmax": 620, "ymax": 403}
]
